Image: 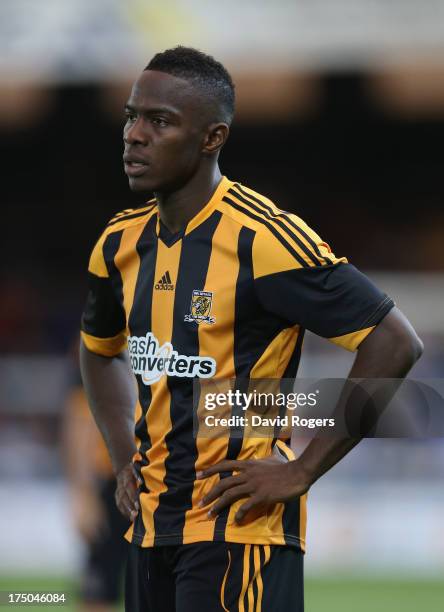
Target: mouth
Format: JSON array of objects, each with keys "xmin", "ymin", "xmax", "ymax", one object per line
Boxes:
[{"xmin": 123, "ymin": 159, "xmax": 150, "ymax": 177}]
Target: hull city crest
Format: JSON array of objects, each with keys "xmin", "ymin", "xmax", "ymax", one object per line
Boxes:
[{"xmin": 184, "ymin": 290, "xmax": 215, "ymax": 324}]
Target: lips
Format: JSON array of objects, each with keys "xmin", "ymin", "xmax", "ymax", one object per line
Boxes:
[{"xmin": 123, "ymin": 157, "xmax": 149, "ymax": 177}]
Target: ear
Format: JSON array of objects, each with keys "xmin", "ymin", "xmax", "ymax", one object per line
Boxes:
[{"xmin": 202, "ymin": 123, "xmax": 230, "ymax": 154}]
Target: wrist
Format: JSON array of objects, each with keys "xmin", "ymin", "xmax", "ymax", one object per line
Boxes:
[
  {"xmin": 113, "ymin": 458, "xmax": 134, "ymax": 477},
  {"xmin": 110, "ymin": 444, "xmax": 138, "ymax": 476},
  {"xmin": 287, "ymin": 459, "xmax": 315, "ymax": 492}
]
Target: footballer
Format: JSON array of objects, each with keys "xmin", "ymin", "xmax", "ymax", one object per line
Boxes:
[{"xmin": 80, "ymin": 47, "xmax": 423, "ymax": 611}]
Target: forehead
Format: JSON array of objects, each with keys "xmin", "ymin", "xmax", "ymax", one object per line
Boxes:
[{"xmin": 128, "ymin": 70, "xmax": 201, "ymax": 115}]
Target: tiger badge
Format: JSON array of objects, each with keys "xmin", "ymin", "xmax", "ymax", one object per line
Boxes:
[{"xmin": 184, "ymin": 290, "xmax": 215, "ymax": 324}]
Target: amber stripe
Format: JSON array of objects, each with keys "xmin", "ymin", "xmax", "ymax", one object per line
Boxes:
[{"xmin": 183, "ymin": 215, "xmax": 241, "ymax": 542}]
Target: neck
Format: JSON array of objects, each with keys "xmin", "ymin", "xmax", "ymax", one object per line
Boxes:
[{"xmin": 154, "ymin": 164, "xmax": 223, "ymax": 234}]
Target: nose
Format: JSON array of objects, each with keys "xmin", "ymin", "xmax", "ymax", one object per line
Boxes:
[{"xmin": 124, "ymin": 118, "xmax": 148, "ymax": 146}]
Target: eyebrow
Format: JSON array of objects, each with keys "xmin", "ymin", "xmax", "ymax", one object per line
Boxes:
[{"xmin": 124, "ymin": 103, "xmax": 180, "ymax": 117}]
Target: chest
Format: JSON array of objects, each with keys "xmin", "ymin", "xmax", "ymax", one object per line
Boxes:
[{"xmin": 113, "ymin": 231, "xmax": 255, "ymax": 344}]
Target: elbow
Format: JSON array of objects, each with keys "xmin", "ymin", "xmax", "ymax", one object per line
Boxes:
[
  {"xmin": 357, "ymin": 308, "xmax": 423, "ymax": 376},
  {"xmin": 395, "ymin": 329, "xmax": 424, "ymax": 371},
  {"xmin": 411, "ymin": 334, "xmax": 424, "ymax": 363},
  {"xmin": 380, "ymin": 307, "xmax": 424, "ymax": 371}
]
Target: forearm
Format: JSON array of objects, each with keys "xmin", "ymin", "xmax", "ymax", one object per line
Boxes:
[
  {"xmin": 292, "ymin": 308, "xmax": 423, "ymax": 487},
  {"xmin": 79, "ymin": 339, "xmax": 138, "ymax": 474}
]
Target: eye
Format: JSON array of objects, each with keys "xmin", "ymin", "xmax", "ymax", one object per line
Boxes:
[
  {"xmin": 151, "ymin": 117, "xmax": 168, "ymax": 127},
  {"xmin": 124, "ymin": 110, "xmax": 137, "ymax": 123}
]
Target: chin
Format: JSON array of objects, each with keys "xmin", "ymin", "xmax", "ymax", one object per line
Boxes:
[
  {"xmin": 128, "ymin": 172, "xmax": 192, "ymax": 195},
  {"xmin": 128, "ymin": 177, "xmax": 157, "ymax": 193}
]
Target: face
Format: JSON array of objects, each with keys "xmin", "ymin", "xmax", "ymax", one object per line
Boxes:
[{"xmin": 123, "ymin": 70, "xmax": 219, "ymax": 193}]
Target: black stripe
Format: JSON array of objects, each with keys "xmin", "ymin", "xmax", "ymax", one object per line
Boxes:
[
  {"xmin": 282, "ymin": 496, "xmax": 302, "ymax": 549},
  {"xmin": 214, "ymin": 228, "xmax": 254, "ymax": 538},
  {"xmin": 107, "ymin": 205, "xmax": 156, "ymax": 227},
  {"xmin": 282, "ymin": 328, "xmax": 305, "ymax": 380},
  {"xmin": 223, "ymin": 544, "xmax": 245, "ymax": 608},
  {"xmin": 243, "ymin": 545, "xmax": 255, "ymax": 611},
  {"xmin": 274, "ymin": 441, "xmax": 302, "ymax": 549},
  {"xmin": 252, "ymin": 546, "xmax": 259, "ymax": 608},
  {"xmin": 278, "ymin": 443, "xmax": 302, "ymax": 549},
  {"xmin": 233, "ymin": 184, "xmax": 333, "ymax": 264},
  {"xmin": 259, "ymin": 543, "xmax": 265, "ymax": 568},
  {"xmin": 223, "ymin": 195, "xmax": 309, "ymax": 268},
  {"xmin": 127, "ymin": 214, "xmax": 158, "ymax": 543},
  {"xmin": 81, "ymin": 272, "xmax": 126, "ymax": 339},
  {"xmin": 166, "ymin": 270, "xmax": 172, "ymax": 284},
  {"xmin": 234, "ymin": 227, "xmax": 256, "ymax": 378},
  {"xmin": 81, "ymin": 230, "xmax": 127, "ymax": 339},
  {"xmin": 128, "ymin": 215, "xmax": 157, "ymax": 336},
  {"xmin": 228, "ymin": 187, "xmax": 322, "ymax": 267},
  {"xmin": 153, "ymin": 210, "xmax": 222, "ymax": 545},
  {"xmin": 213, "ymin": 380, "xmax": 246, "ymax": 539},
  {"xmin": 258, "ymin": 546, "xmax": 265, "ymax": 606},
  {"xmin": 273, "ymin": 329, "xmax": 306, "ymax": 444},
  {"xmin": 102, "ymin": 231, "xmax": 125, "ymax": 306}
]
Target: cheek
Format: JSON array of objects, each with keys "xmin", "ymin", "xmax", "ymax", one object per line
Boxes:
[{"xmin": 160, "ymin": 136, "xmax": 202, "ymax": 167}]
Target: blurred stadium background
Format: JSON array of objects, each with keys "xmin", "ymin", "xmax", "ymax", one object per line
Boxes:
[{"xmin": 1, "ymin": 1, "xmax": 443, "ymax": 610}]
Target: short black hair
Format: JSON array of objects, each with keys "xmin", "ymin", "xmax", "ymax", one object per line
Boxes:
[{"xmin": 145, "ymin": 46, "xmax": 235, "ymax": 125}]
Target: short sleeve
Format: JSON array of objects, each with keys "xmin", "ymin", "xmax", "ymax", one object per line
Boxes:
[
  {"xmin": 80, "ymin": 233, "xmax": 127, "ymax": 357},
  {"xmin": 253, "ymin": 225, "xmax": 394, "ymax": 351}
]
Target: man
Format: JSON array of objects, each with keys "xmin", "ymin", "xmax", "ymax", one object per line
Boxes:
[{"xmin": 80, "ymin": 47, "xmax": 423, "ymax": 611}]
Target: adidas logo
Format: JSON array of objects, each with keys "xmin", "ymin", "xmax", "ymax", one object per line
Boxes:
[{"xmin": 155, "ymin": 271, "xmax": 174, "ymax": 291}]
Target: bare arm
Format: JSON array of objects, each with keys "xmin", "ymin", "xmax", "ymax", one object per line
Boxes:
[
  {"xmin": 290, "ymin": 306, "xmax": 424, "ymax": 489},
  {"xmin": 198, "ymin": 307, "xmax": 424, "ymax": 522},
  {"xmin": 79, "ymin": 340, "xmax": 139, "ymax": 519}
]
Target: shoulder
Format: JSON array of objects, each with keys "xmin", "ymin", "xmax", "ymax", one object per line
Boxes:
[
  {"xmin": 104, "ymin": 199, "xmax": 158, "ymax": 232},
  {"xmin": 220, "ymin": 181, "xmax": 316, "ymax": 241},
  {"xmin": 220, "ymin": 181, "xmax": 341, "ymax": 270},
  {"xmin": 219, "ymin": 181, "xmax": 286, "ymax": 232},
  {"xmin": 87, "ymin": 200, "xmax": 157, "ymax": 276}
]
